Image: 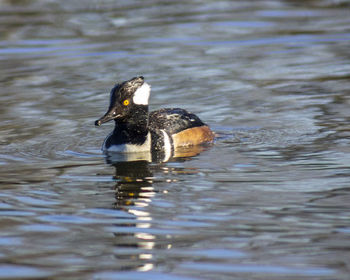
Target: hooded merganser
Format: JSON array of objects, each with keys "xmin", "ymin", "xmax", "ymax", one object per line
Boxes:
[{"xmin": 95, "ymin": 76, "xmax": 214, "ymax": 158}]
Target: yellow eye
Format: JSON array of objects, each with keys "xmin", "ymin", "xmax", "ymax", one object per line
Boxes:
[{"xmin": 123, "ymin": 99, "xmax": 130, "ymax": 106}]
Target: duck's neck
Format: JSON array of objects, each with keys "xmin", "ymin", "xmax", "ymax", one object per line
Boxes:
[{"xmin": 114, "ymin": 105, "xmax": 149, "ymax": 145}]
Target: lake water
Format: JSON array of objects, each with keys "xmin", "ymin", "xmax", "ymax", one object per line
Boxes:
[{"xmin": 1, "ymin": 0, "xmax": 350, "ymax": 279}]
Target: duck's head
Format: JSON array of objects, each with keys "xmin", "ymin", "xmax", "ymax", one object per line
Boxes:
[{"xmin": 95, "ymin": 76, "xmax": 151, "ymax": 126}]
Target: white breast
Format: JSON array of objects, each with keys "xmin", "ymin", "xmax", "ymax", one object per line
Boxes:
[{"xmin": 103, "ymin": 132, "xmax": 151, "ymax": 153}]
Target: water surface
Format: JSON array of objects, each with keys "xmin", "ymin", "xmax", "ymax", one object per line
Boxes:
[{"xmin": 1, "ymin": 0, "xmax": 350, "ymax": 279}]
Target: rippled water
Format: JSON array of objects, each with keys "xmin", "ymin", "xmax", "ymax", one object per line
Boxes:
[{"xmin": 1, "ymin": 0, "xmax": 350, "ymax": 279}]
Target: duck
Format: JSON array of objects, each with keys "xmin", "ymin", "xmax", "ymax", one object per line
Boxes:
[{"xmin": 95, "ymin": 76, "xmax": 214, "ymax": 159}]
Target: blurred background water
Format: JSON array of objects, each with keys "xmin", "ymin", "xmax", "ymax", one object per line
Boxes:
[{"xmin": 1, "ymin": 0, "xmax": 350, "ymax": 279}]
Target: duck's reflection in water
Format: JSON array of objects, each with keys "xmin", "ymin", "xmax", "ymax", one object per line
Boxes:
[
  {"xmin": 106, "ymin": 146, "xmax": 209, "ymax": 272},
  {"xmin": 111, "ymin": 160, "xmax": 156, "ymax": 271}
]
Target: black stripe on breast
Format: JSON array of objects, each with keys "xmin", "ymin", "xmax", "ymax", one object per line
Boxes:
[
  {"xmin": 150, "ymin": 129, "xmax": 173, "ymax": 152},
  {"xmin": 149, "ymin": 129, "xmax": 174, "ymax": 162}
]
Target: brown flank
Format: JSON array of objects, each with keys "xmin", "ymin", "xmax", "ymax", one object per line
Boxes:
[{"xmin": 172, "ymin": 125, "xmax": 215, "ymax": 149}]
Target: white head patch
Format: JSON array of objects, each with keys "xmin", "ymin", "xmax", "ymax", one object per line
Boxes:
[{"xmin": 133, "ymin": 82, "xmax": 151, "ymax": 105}]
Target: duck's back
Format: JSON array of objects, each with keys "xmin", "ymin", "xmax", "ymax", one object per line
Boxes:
[
  {"xmin": 149, "ymin": 108, "xmax": 214, "ymax": 148},
  {"xmin": 149, "ymin": 108, "xmax": 204, "ymax": 134}
]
